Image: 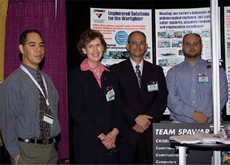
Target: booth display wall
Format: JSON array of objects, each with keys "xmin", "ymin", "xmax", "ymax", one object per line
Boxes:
[
  {"xmin": 66, "ymin": 0, "xmax": 230, "ymax": 163},
  {"xmin": 66, "ymin": 0, "xmax": 230, "ymax": 120}
]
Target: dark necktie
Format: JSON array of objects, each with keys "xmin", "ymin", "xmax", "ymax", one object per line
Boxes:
[
  {"xmin": 37, "ymin": 71, "xmax": 51, "ymax": 143},
  {"xmin": 135, "ymin": 65, "xmax": 142, "ymax": 88}
]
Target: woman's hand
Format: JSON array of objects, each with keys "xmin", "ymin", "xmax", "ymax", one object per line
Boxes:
[
  {"xmin": 98, "ymin": 133, "xmax": 106, "ymax": 140},
  {"xmin": 101, "ymin": 128, "xmax": 119, "ymax": 150}
]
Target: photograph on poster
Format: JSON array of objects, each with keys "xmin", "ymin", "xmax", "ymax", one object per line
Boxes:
[
  {"xmin": 201, "ymin": 30, "xmax": 210, "ymax": 37},
  {"xmin": 178, "ymin": 49, "xmax": 184, "ymax": 56},
  {"xmin": 158, "ymin": 31, "xmax": 183, "ymax": 39},
  {"xmin": 172, "ymin": 40, "xmax": 182, "ymax": 48},
  {"xmin": 182, "ymin": 30, "xmax": 193, "ymax": 36},
  {"xmin": 166, "ymin": 31, "xmax": 174, "ymax": 38},
  {"xmin": 104, "ymin": 50, "xmax": 150, "ymax": 60},
  {"xmin": 158, "ymin": 59, "xmax": 169, "ymax": 67},
  {"xmin": 226, "ymin": 30, "xmax": 230, "ymax": 40},
  {"xmin": 158, "ymin": 32, "xmax": 166, "ymax": 38},
  {"xmin": 104, "ymin": 51, "xmax": 129, "ymax": 59},
  {"xmin": 158, "ymin": 40, "xmax": 171, "ymax": 48},
  {"xmin": 158, "ymin": 49, "xmax": 177, "ymax": 57},
  {"xmin": 227, "ymin": 42, "xmax": 230, "ymax": 59},
  {"xmin": 226, "ymin": 42, "xmax": 230, "ymax": 63},
  {"xmin": 144, "ymin": 51, "xmax": 150, "ymax": 59},
  {"xmin": 174, "ymin": 31, "xmax": 182, "ymax": 38},
  {"xmin": 158, "ymin": 58, "xmax": 183, "ymax": 68}
]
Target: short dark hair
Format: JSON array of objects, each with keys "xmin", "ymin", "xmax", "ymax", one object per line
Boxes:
[
  {"xmin": 20, "ymin": 29, "xmax": 43, "ymax": 46},
  {"xmin": 77, "ymin": 29, "xmax": 107, "ymax": 57},
  {"xmin": 19, "ymin": 29, "xmax": 43, "ymax": 61},
  {"xmin": 128, "ymin": 31, "xmax": 146, "ymax": 43},
  {"xmin": 182, "ymin": 33, "xmax": 202, "ymax": 44}
]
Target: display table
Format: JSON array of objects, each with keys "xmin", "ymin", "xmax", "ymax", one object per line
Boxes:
[{"xmin": 170, "ymin": 140, "xmax": 230, "ymax": 165}]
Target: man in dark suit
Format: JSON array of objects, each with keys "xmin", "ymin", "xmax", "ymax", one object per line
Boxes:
[{"xmin": 111, "ymin": 31, "xmax": 168, "ymax": 164}]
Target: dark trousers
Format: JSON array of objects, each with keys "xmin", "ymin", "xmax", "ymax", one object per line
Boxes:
[
  {"xmin": 119, "ymin": 130, "xmax": 153, "ymax": 164},
  {"xmin": 133, "ymin": 139, "xmax": 153, "ymax": 164},
  {"xmin": 0, "ymin": 145, "xmax": 11, "ymax": 164}
]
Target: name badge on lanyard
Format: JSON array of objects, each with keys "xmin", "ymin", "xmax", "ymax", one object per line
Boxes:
[
  {"xmin": 105, "ymin": 85, "xmax": 115, "ymax": 102},
  {"xmin": 43, "ymin": 113, "xmax": 54, "ymax": 124},
  {"xmin": 20, "ymin": 65, "xmax": 54, "ymax": 125},
  {"xmin": 198, "ymin": 73, "xmax": 209, "ymax": 83},
  {"xmin": 147, "ymin": 81, "xmax": 158, "ymax": 92}
]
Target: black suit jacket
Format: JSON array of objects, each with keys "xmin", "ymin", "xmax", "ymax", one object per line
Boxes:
[
  {"xmin": 69, "ymin": 66, "xmax": 123, "ymax": 163},
  {"xmin": 110, "ymin": 59, "xmax": 168, "ymax": 162}
]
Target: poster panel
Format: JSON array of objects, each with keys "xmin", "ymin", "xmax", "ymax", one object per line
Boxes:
[
  {"xmin": 155, "ymin": 8, "xmax": 211, "ymax": 75},
  {"xmin": 155, "ymin": 8, "xmax": 212, "ymax": 115},
  {"xmin": 153, "ymin": 123, "xmax": 212, "ymax": 165},
  {"xmin": 224, "ymin": 7, "xmax": 230, "ymax": 115},
  {"xmin": 91, "ymin": 8, "xmax": 152, "ymax": 67}
]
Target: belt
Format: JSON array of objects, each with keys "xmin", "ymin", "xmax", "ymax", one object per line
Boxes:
[{"xmin": 18, "ymin": 137, "xmax": 54, "ymax": 144}]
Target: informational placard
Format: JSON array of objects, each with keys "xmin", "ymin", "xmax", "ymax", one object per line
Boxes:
[
  {"xmin": 155, "ymin": 8, "xmax": 211, "ymax": 75},
  {"xmin": 91, "ymin": 8, "xmax": 152, "ymax": 67},
  {"xmin": 224, "ymin": 7, "xmax": 230, "ymax": 115},
  {"xmin": 153, "ymin": 123, "xmax": 212, "ymax": 165}
]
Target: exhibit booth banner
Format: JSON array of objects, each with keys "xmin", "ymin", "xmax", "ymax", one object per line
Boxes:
[
  {"xmin": 91, "ymin": 8, "xmax": 152, "ymax": 66},
  {"xmin": 155, "ymin": 7, "xmax": 212, "ymax": 75}
]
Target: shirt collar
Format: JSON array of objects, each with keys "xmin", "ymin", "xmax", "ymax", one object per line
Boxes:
[
  {"xmin": 21, "ymin": 63, "xmax": 40, "ymax": 78},
  {"xmin": 130, "ymin": 57, "xmax": 144, "ymax": 75},
  {"xmin": 184, "ymin": 58, "xmax": 203, "ymax": 67},
  {"xmin": 80, "ymin": 58, "xmax": 110, "ymax": 72}
]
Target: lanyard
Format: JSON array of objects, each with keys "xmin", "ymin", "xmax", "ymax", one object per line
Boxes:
[{"xmin": 20, "ymin": 65, "xmax": 50, "ymax": 106}]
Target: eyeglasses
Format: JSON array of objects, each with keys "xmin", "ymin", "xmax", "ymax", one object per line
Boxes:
[
  {"xmin": 129, "ymin": 41, "xmax": 146, "ymax": 46},
  {"xmin": 104, "ymin": 147, "xmax": 120, "ymax": 156}
]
